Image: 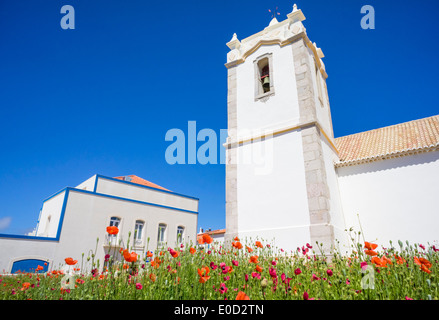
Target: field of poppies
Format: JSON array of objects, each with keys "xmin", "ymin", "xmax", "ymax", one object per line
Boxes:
[{"xmin": 1, "ymin": 226, "xmax": 438, "ymax": 300}]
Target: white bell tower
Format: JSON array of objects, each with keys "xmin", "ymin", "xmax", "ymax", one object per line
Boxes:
[{"xmin": 224, "ymin": 4, "xmax": 347, "ymax": 255}]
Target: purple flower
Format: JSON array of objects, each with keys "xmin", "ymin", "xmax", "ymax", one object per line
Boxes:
[
  {"xmin": 360, "ymin": 261, "xmax": 368, "ymax": 270},
  {"xmin": 251, "ymin": 272, "xmax": 261, "ymax": 280}
]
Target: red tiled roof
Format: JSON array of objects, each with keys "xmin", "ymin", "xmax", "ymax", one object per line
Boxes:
[
  {"xmin": 199, "ymin": 229, "xmax": 226, "ymax": 236},
  {"xmin": 335, "ymin": 115, "xmax": 439, "ymax": 166},
  {"xmin": 113, "ymin": 175, "xmax": 170, "ymax": 191}
]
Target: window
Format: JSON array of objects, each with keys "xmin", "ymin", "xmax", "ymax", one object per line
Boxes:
[
  {"xmin": 134, "ymin": 220, "xmax": 145, "ymax": 245},
  {"xmin": 254, "ymin": 53, "xmax": 274, "ymax": 100},
  {"xmin": 176, "ymin": 226, "xmax": 185, "ymax": 244},
  {"xmin": 157, "ymin": 224, "xmax": 167, "ymax": 248}
]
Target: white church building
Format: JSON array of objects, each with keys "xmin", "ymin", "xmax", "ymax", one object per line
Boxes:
[
  {"xmin": 0, "ymin": 174, "xmax": 198, "ymax": 274},
  {"xmin": 223, "ymin": 5, "xmax": 439, "ymax": 255}
]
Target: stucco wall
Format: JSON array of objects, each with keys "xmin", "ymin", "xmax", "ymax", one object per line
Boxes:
[
  {"xmin": 236, "ymin": 131, "xmax": 312, "ymax": 252},
  {"xmin": 96, "ymin": 177, "xmax": 198, "ymax": 213},
  {"xmin": 337, "ymin": 151, "xmax": 439, "ymax": 248},
  {"xmin": 236, "ymin": 43, "xmax": 300, "ymax": 133}
]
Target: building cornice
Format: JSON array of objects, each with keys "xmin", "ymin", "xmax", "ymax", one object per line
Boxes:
[
  {"xmin": 334, "ymin": 144, "xmax": 439, "ymax": 168},
  {"xmin": 223, "ymin": 119, "xmax": 339, "ymax": 156},
  {"xmin": 225, "ymin": 6, "xmax": 328, "ymax": 79}
]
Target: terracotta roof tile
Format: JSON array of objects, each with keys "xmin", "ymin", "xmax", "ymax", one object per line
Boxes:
[
  {"xmin": 335, "ymin": 115, "xmax": 439, "ymax": 166},
  {"xmin": 199, "ymin": 229, "xmax": 226, "ymax": 236},
  {"xmin": 113, "ymin": 175, "xmax": 170, "ymax": 191}
]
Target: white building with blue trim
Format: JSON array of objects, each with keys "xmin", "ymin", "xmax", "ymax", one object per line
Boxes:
[{"xmin": 0, "ymin": 174, "xmax": 199, "ymax": 274}]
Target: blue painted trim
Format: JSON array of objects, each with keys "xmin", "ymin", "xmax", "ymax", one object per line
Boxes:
[
  {"xmin": 68, "ymin": 187, "xmax": 199, "ymax": 214},
  {"xmin": 93, "ymin": 174, "xmax": 99, "ymax": 193},
  {"xmin": 95, "ymin": 174, "xmax": 199, "ymax": 201},
  {"xmin": 0, "ymin": 234, "xmax": 58, "ymax": 241}
]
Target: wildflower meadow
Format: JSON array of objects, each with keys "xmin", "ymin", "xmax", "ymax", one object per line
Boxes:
[{"xmin": 1, "ymin": 226, "xmax": 438, "ymax": 301}]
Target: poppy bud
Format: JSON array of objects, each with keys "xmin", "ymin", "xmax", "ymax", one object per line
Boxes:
[{"xmin": 261, "ymin": 278, "xmax": 268, "ymax": 288}]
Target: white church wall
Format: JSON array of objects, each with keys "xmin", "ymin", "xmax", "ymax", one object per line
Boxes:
[
  {"xmin": 236, "ymin": 43, "xmax": 300, "ymax": 133},
  {"xmin": 236, "ymin": 131, "xmax": 312, "ymax": 252},
  {"xmin": 96, "ymin": 176, "xmax": 198, "ymax": 213},
  {"xmin": 337, "ymin": 151, "xmax": 439, "ymax": 248}
]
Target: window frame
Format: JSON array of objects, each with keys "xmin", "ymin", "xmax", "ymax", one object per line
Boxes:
[
  {"xmin": 157, "ymin": 223, "xmax": 167, "ymax": 248},
  {"xmin": 134, "ymin": 220, "xmax": 145, "ymax": 245},
  {"xmin": 176, "ymin": 226, "xmax": 185, "ymax": 245},
  {"xmin": 254, "ymin": 53, "xmax": 275, "ymax": 101}
]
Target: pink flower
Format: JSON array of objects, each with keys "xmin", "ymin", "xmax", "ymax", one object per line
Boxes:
[
  {"xmin": 271, "ymin": 260, "xmax": 277, "ymax": 266},
  {"xmin": 303, "ymin": 291, "xmax": 314, "ymax": 300},
  {"xmin": 360, "ymin": 261, "xmax": 368, "ymax": 270},
  {"xmin": 327, "ymin": 269, "xmax": 333, "ymax": 277},
  {"xmin": 104, "ymin": 254, "xmax": 110, "ymax": 262},
  {"xmin": 405, "ymin": 296, "xmax": 413, "ymax": 300},
  {"xmin": 251, "ymin": 272, "xmax": 261, "ymax": 280},
  {"xmin": 312, "ymin": 274, "xmax": 320, "ymax": 281},
  {"xmin": 219, "ymin": 283, "xmax": 228, "ymax": 294},
  {"xmin": 269, "ymin": 267, "xmax": 277, "ymax": 278},
  {"xmin": 294, "ymin": 268, "xmax": 302, "ymax": 275},
  {"xmin": 232, "ymin": 260, "xmax": 239, "ymax": 266},
  {"xmin": 135, "ymin": 283, "xmax": 143, "ymax": 290},
  {"xmin": 419, "ymin": 244, "xmax": 425, "ymax": 250},
  {"xmin": 346, "ymin": 278, "xmax": 350, "ymax": 285},
  {"xmin": 245, "ymin": 274, "xmax": 249, "ymax": 282},
  {"xmin": 224, "ymin": 276, "xmax": 230, "ymax": 281},
  {"xmin": 210, "ymin": 262, "xmax": 218, "ymax": 270},
  {"xmin": 306, "ymin": 243, "xmax": 313, "ymax": 249}
]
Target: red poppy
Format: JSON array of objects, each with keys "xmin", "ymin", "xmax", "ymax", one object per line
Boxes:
[
  {"xmin": 246, "ymin": 246, "xmax": 253, "ymax": 253},
  {"xmin": 189, "ymin": 247, "xmax": 196, "ymax": 254},
  {"xmin": 198, "ymin": 266, "xmax": 211, "ymax": 283},
  {"xmin": 371, "ymin": 256, "xmax": 387, "ymax": 268},
  {"xmin": 123, "ymin": 249, "xmax": 138, "ymax": 263},
  {"xmin": 249, "ymin": 255, "xmax": 259, "ymax": 264},
  {"xmin": 364, "ymin": 242, "xmax": 378, "ymax": 250},
  {"xmin": 255, "ymin": 241, "xmax": 263, "ymax": 248},
  {"xmin": 170, "ymin": 249, "xmax": 180, "ymax": 258},
  {"xmin": 236, "ymin": 291, "xmax": 250, "ymax": 300},
  {"xmin": 146, "ymin": 251, "xmax": 153, "ymax": 258},
  {"xmin": 255, "ymin": 265, "xmax": 263, "ymax": 273},
  {"xmin": 414, "ymin": 257, "xmax": 432, "ymax": 273},
  {"xmin": 232, "ymin": 241, "xmax": 243, "ymax": 250},
  {"xmin": 365, "ymin": 250, "xmax": 378, "ymax": 256},
  {"xmin": 198, "ymin": 234, "xmax": 213, "ymax": 245},
  {"xmin": 65, "ymin": 257, "xmax": 78, "ymax": 266},
  {"xmin": 106, "ymin": 226, "xmax": 119, "ymax": 235}
]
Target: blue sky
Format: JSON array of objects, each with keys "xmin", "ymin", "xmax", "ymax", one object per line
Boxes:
[{"xmin": 0, "ymin": 0, "xmax": 438, "ymax": 235}]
